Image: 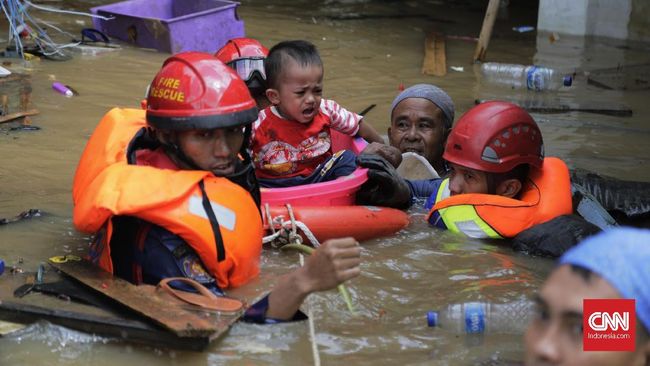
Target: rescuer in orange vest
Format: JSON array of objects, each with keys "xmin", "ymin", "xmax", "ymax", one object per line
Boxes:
[
  {"xmin": 358, "ymin": 101, "xmax": 573, "ymax": 240},
  {"xmin": 73, "ymin": 52, "xmax": 361, "ymax": 322}
]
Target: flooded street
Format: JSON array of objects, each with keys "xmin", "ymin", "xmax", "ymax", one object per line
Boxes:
[{"xmin": 0, "ymin": 0, "xmax": 649, "ymax": 364}]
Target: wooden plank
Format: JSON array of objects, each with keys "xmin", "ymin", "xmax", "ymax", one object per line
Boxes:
[
  {"xmin": 422, "ymin": 32, "xmax": 446, "ymax": 77},
  {"xmin": 475, "ymin": 98, "xmax": 632, "ymax": 117},
  {"xmin": 0, "ymin": 320, "xmax": 26, "ymax": 336},
  {"xmin": 0, "ymin": 109, "xmax": 39, "ymax": 124},
  {"xmin": 49, "ymin": 259, "xmax": 223, "ymax": 338},
  {"xmin": 473, "ymin": 0, "xmax": 500, "ymax": 62},
  {"xmin": 1, "ymin": 255, "xmax": 276, "ymax": 349},
  {"xmin": 588, "ymin": 63, "xmax": 650, "ymax": 91},
  {"xmin": 0, "ymin": 72, "xmax": 30, "ymax": 85},
  {"xmin": 0, "ymin": 269, "xmax": 211, "ymax": 350},
  {"xmin": 0, "ymin": 301, "xmax": 211, "ymax": 350}
]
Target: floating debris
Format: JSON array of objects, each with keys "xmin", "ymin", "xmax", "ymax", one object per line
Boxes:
[
  {"xmin": 0, "ymin": 209, "xmax": 42, "ymax": 225},
  {"xmin": 512, "ymin": 26, "xmax": 534, "ymax": 33},
  {"xmin": 52, "ymin": 82, "xmax": 74, "ymax": 97}
]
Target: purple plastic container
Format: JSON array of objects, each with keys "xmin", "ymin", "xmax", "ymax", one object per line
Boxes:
[{"xmin": 90, "ymin": 0, "xmax": 245, "ymax": 53}]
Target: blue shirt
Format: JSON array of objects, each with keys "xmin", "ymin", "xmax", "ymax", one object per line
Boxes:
[
  {"xmin": 406, "ymin": 178, "xmax": 448, "ymax": 229},
  {"xmin": 406, "ymin": 178, "xmax": 444, "ymax": 209}
]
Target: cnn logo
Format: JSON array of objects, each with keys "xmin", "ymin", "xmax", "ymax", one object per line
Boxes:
[
  {"xmin": 587, "ymin": 311, "xmax": 629, "ymax": 331},
  {"xmin": 583, "ymin": 299, "xmax": 636, "ymax": 351}
]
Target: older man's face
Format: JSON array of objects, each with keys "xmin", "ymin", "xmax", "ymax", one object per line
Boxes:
[
  {"xmin": 524, "ymin": 265, "xmax": 648, "ymax": 366},
  {"xmin": 388, "ymin": 98, "xmax": 448, "ymax": 170}
]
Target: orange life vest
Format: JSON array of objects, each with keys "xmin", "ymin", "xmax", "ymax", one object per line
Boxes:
[
  {"xmin": 73, "ymin": 108, "xmax": 263, "ymax": 289},
  {"xmin": 426, "ymin": 157, "xmax": 572, "ymax": 239}
]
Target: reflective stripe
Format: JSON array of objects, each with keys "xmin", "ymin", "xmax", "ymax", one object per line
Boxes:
[
  {"xmin": 434, "ymin": 178, "xmax": 502, "ymax": 239},
  {"xmin": 438, "ymin": 204, "xmax": 502, "ymax": 239},
  {"xmin": 188, "ymin": 195, "xmax": 236, "ymax": 231},
  {"xmin": 435, "ymin": 178, "xmax": 451, "ymax": 203}
]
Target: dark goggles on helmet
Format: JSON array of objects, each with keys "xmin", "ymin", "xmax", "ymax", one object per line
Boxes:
[{"xmin": 227, "ymin": 58, "xmax": 266, "ymax": 83}]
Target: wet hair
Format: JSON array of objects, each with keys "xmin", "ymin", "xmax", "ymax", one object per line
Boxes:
[
  {"xmin": 486, "ymin": 163, "xmax": 530, "ymax": 197},
  {"xmin": 265, "ymin": 40, "xmax": 323, "ymax": 89}
]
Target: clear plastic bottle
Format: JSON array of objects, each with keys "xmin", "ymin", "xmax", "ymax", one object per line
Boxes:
[
  {"xmin": 480, "ymin": 62, "xmax": 572, "ymax": 91},
  {"xmin": 426, "ymin": 299, "xmax": 535, "ymax": 334}
]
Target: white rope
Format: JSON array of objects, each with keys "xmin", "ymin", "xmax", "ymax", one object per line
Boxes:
[
  {"xmin": 262, "ymin": 203, "xmax": 321, "ymax": 248},
  {"xmin": 39, "ymin": 41, "xmax": 80, "ymax": 54},
  {"xmin": 299, "ymin": 253, "xmax": 321, "ymax": 366},
  {"xmin": 262, "ymin": 229, "xmax": 281, "ymax": 244},
  {"xmin": 261, "ymin": 204, "xmax": 321, "ymax": 365},
  {"xmin": 262, "ymin": 219, "xmax": 320, "ymax": 248},
  {"xmin": 2, "ymin": 1, "xmax": 24, "ymax": 55},
  {"xmin": 294, "ymin": 221, "xmax": 320, "ymax": 248},
  {"xmin": 23, "ymin": 1, "xmax": 115, "ymax": 20},
  {"xmin": 38, "ymin": 20, "xmax": 76, "ymax": 39}
]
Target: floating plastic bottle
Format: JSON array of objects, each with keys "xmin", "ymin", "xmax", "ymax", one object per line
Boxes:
[
  {"xmin": 427, "ymin": 299, "xmax": 535, "ymax": 334},
  {"xmin": 480, "ymin": 63, "xmax": 572, "ymax": 91}
]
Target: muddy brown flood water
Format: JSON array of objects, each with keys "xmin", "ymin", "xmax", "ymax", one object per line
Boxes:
[{"xmin": 0, "ymin": 0, "xmax": 649, "ymax": 365}]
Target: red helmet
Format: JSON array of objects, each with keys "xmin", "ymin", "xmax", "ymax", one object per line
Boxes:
[
  {"xmin": 443, "ymin": 101, "xmax": 544, "ymax": 173},
  {"xmin": 215, "ymin": 38, "xmax": 268, "ymax": 63},
  {"xmin": 146, "ymin": 52, "xmax": 258, "ymax": 130},
  {"xmin": 215, "ymin": 38, "xmax": 268, "ymax": 88}
]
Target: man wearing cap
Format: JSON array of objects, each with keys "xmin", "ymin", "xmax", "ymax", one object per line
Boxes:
[
  {"xmin": 356, "ymin": 84, "xmax": 455, "ymax": 208},
  {"xmin": 525, "ymin": 227, "xmax": 650, "ymax": 365},
  {"xmin": 360, "ymin": 83, "xmax": 454, "ymax": 174},
  {"xmin": 387, "ymin": 83, "xmax": 455, "ymax": 174}
]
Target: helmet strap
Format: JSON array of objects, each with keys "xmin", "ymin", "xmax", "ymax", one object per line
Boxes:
[
  {"xmin": 161, "ymin": 127, "xmax": 261, "ymax": 210},
  {"xmin": 160, "ymin": 133, "xmax": 204, "ymax": 171},
  {"xmin": 230, "ymin": 124, "xmax": 261, "ymax": 209}
]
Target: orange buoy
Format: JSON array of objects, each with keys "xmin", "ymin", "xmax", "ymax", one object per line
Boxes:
[{"xmin": 264, "ymin": 205, "xmax": 410, "ymax": 243}]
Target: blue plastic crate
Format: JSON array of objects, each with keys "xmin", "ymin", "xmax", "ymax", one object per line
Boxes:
[{"xmin": 91, "ymin": 0, "xmax": 245, "ymax": 53}]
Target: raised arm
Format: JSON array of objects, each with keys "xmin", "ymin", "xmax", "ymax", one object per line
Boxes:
[{"xmin": 356, "ymin": 120, "xmax": 385, "ymax": 144}]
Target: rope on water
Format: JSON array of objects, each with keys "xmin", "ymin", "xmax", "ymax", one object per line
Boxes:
[
  {"xmin": 264, "ymin": 203, "xmax": 357, "ymax": 314},
  {"xmin": 262, "ymin": 203, "xmax": 321, "ymax": 364},
  {"xmin": 299, "ymin": 253, "xmax": 321, "ymax": 366}
]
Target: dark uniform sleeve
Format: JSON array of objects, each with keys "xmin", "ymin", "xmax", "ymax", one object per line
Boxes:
[
  {"xmin": 241, "ymin": 295, "xmax": 308, "ymax": 324},
  {"xmin": 141, "ymin": 224, "xmax": 307, "ymax": 324}
]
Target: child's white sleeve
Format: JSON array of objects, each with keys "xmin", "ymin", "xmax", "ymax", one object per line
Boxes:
[{"xmin": 320, "ymin": 99, "xmax": 361, "ymax": 136}]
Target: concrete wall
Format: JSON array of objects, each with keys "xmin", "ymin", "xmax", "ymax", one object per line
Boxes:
[
  {"xmin": 538, "ymin": 0, "xmax": 649, "ymax": 42},
  {"xmin": 629, "ymin": 0, "xmax": 650, "ymax": 42},
  {"xmin": 538, "ymin": 0, "xmax": 590, "ymax": 36},
  {"xmin": 586, "ymin": 0, "xmax": 631, "ymax": 40}
]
